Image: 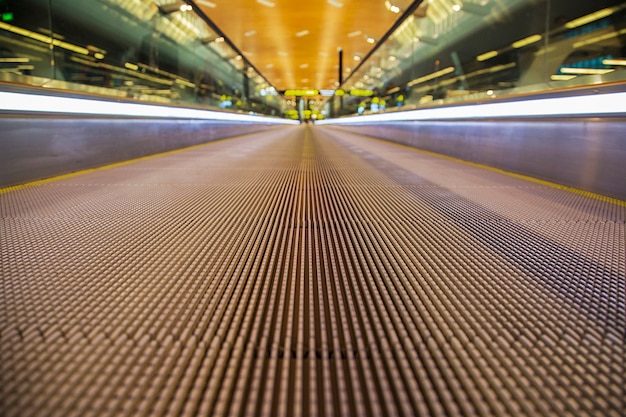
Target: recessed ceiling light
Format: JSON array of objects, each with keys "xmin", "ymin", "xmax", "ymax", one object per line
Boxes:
[
  {"xmin": 366, "ymin": 37, "xmax": 376, "ymax": 44},
  {"xmin": 197, "ymin": 0, "xmax": 216, "ymax": 7},
  {"xmin": 385, "ymin": 1, "xmax": 401, "ymax": 14},
  {"xmin": 256, "ymin": 0, "xmax": 275, "ymax": 7},
  {"xmin": 296, "ymin": 30, "xmax": 310, "ymax": 37}
]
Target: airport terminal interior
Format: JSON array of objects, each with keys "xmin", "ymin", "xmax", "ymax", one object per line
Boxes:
[{"xmin": 1, "ymin": 1, "xmax": 625, "ymax": 416}]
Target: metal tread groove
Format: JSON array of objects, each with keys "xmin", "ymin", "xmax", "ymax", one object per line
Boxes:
[{"xmin": 1, "ymin": 125, "xmax": 624, "ymax": 417}]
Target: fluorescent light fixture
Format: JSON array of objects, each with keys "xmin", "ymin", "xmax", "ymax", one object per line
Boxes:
[
  {"xmin": 347, "ymin": 31, "xmax": 362, "ymax": 37},
  {"xmin": 256, "ymin": 0, "xmax": 275, "ymax": 7},
  {"xmin": 560, "ymin": 67, "xmax": 614, "ymax": 75},
  {"xmin": 0, "ymin": 21, "xmax": 89, "ymax": 55},
  {"xmin": 477, "ymin": 50, "xmax": 498, "ymax": 62},
  {"xmin": 327, "ymin": 0, "xmax": 343, "ymax": 7},
  {"xmin": 0, "ymin": 57, "xmax": 29, "ymax": 63},
  {"xmin": 565, "ymin": 7, "xmax": 617, "ymax": 29},
  {"xmin": 124, "ymin": 62, "xmax": 139, "ymax": 71},
  {"xmin": 407, "ymin": 66, "xmax": 455, "ymax": 87},
  {"xmin": 296, "ymin": 30, "xmax": 310, "ymax": 37},
  {"xmin": 0, "ymin": 92, "xmax": 298, "ymax": 124},
  {"xmin": 245, "ymin": 30, "xmax": 256, "ymax": 37},
  {"xmin": 603, "ymin": 58, "xmax": 626, "ymax": 66},
  {"xmin": 512, "ymin": 34, "xmax": 542, "ymax": 49},
  {"xmin": 316, "ymin": 92, "xmax": 626, "ymax": 124},
  {"xmin": 299, "ymin": 63, "xmax": 309, "ymax": 68},
  {"xmin": 175, "ymin": 78, "xmax": 195, "ymax": 88},
  {"xmin": 551, "ymin": 74, "xmax": 577, "ymax": 81}
]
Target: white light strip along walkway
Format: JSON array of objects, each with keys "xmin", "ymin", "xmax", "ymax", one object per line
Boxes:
[
  {"xmin": 0, "ymin": 92, "xmax": 299, "ymax": 124},
  {"xmin": 318, "ymin": 92, "xmax": 626, "ymax": 124}
]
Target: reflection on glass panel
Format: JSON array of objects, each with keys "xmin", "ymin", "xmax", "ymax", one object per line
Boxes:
[
  {"xmin": 0, "ymin": 0, "xmax": 53, "ymax": 80},
  {"xmin": 0, "ymin": 0, "xmax": 289, "ymax": 116},
  {"xmin": 334, "ymin": 0, "xmax": 626, "ymax": 117}
]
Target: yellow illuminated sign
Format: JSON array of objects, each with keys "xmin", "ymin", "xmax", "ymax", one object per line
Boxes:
[
  {"xmin": 284, "ymin": 89, "xmax": 319, "ymax": 96},
  {"xmin": 349, "ymin": 89, "xmax": 374, "ymax": 97}
]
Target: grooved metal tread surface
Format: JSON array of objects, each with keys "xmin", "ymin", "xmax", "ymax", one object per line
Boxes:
[{"xmin": 1, "ymin": 125, "xmax": 624, "ymax": 417}]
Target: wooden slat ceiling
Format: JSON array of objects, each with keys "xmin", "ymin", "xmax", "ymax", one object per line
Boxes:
[{"xmin": 193, "ymin": 0, "xmax": 412, "ymax": 91}]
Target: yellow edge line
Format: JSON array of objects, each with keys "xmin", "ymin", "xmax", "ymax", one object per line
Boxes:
[
  {"xmin": 0, "ymin": 140, "xmax": 218, "ymax": 195},
  {"xmin": 384, "ymin": 137, "xmax": 626, "ymax": 207}
]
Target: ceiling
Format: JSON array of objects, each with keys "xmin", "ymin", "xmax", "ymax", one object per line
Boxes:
[{"xmin": 191, "ymin": 0, "xmax": 415, "ymax": 91}]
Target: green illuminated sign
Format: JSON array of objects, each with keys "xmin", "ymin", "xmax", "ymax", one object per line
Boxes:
[{"xmin": 1, "ymin": 12, "xmax": 13, "ymax": 21}]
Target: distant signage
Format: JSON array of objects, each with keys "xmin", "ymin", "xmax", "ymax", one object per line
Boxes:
[
  {"xmin": 284, "ymin": 89, "xmax": 319, "ymax": 96},
  {"xmin": 349, "ymin": 89, "xmax": 374, "ymax": 97},
  {"xmin": 280, "ymin": 89, "xmax": 375, "ymax": 97}
]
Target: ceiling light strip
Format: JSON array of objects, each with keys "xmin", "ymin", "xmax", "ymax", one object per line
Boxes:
[
  {"xmin": 565, "ymin": 7, "xmax": 618, "ymax": 29},
  {"xmin": 0, "ymin": 92, "xmax": 298, "ymax": 124},
  {"xmin": 407, "ymin": 66, "xmax": 455, "ymax": 87},
  {"xmin": 317, "ymin": 92, "xmax": 626, "ymax": 124},
  {"xmin": 560, "ymin": 68, "xmax": 614, "ymax": 75},
  {"xmin": 512, "ymin": 34, "xmax": 542, "ymax": 49},
  {"xmin": 477, "ymin": 50, "xmax": 498, "ymax": 62},
  {"xmin": 603, "ymin": 58, "xmax": 626, "ymax": 66}
]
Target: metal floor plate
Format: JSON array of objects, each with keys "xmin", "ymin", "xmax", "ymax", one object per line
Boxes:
[{"xmin": 1, "ymin": 125, "xmax": 624, "ymax": 417}]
